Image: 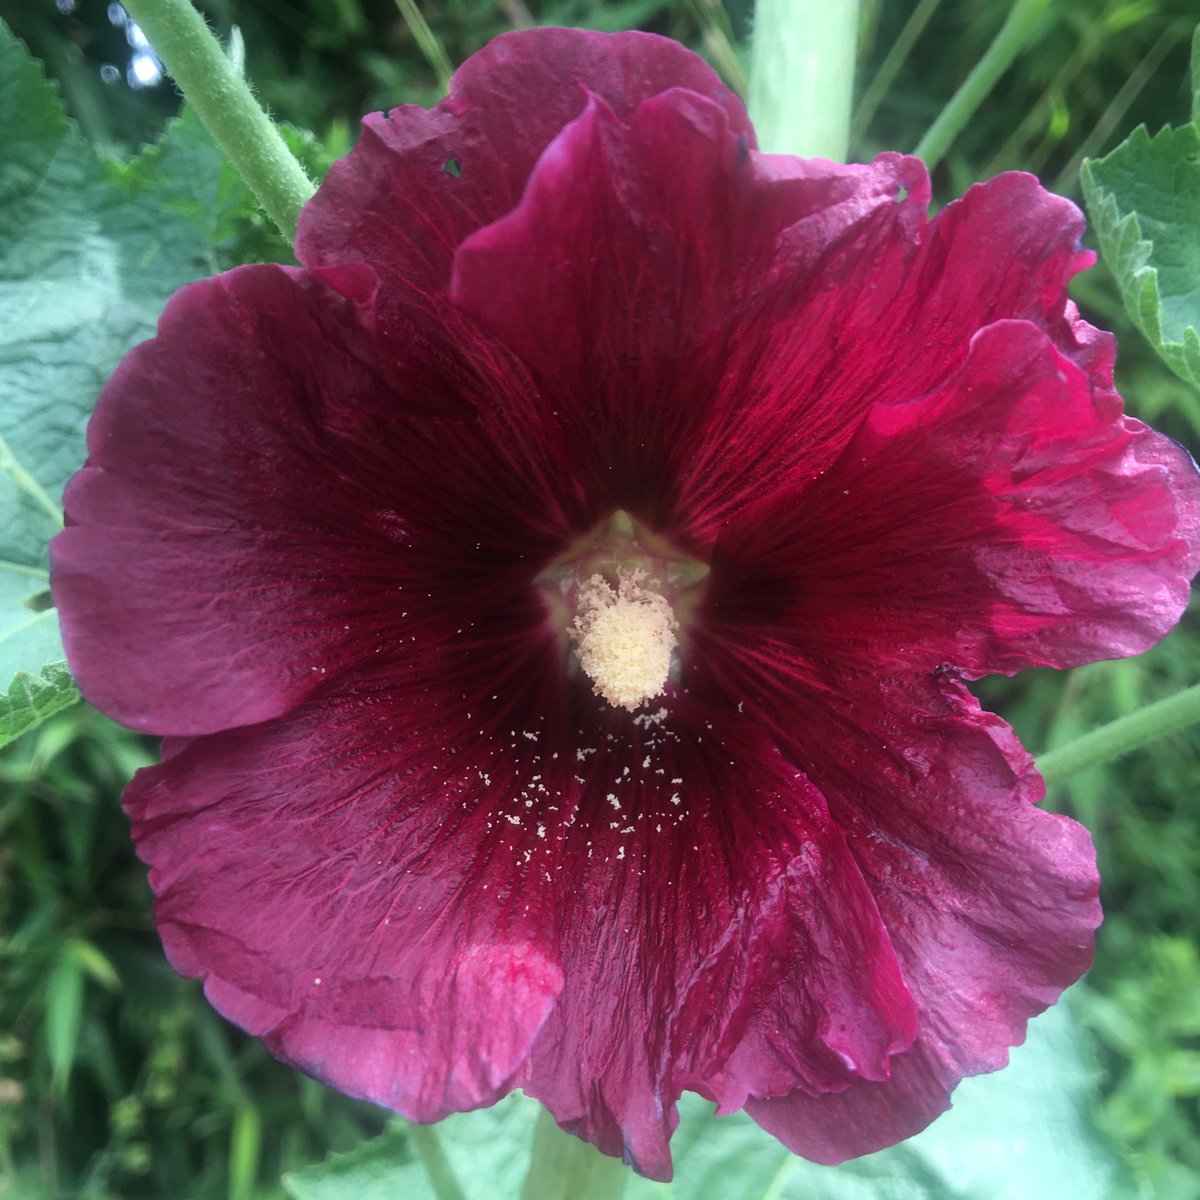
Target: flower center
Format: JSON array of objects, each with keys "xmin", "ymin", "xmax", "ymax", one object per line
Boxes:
[
  {"xmin": 572, "ymin": 569, "xmax": 678, "ymax": 712},
  {"xmin": 536, "ymin": 510, "xmax": 709, "ymax": 712}
]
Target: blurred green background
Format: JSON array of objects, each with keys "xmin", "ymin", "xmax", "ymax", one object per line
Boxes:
[{"xmin": 0, "ymin": 0, "xmax": 1197, "ymax": 1196}]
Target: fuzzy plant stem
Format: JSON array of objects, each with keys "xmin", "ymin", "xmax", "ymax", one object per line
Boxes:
[
  {"xmin": 119, "ymin": 0, "xmax": 315, "ymax": 243},
  {"xmin": 520, "ymin": 1107, "xmax": 628, "ymax": 1200},
  {"xmin": 748, "ymin": 0, "xmax": 861, "ymax": 160},
  {"xmin": 913, "ymin": 0, "xmax": 1049, "ymax": 170},
  {"xmin": 1037, "ymin": 681, "xmax": 1200, "ymax": 784}
]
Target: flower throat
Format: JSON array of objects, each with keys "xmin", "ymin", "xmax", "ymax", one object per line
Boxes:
[{"xmin": 537, "ymin": 510, "xmax": 708, "ymax": 713}]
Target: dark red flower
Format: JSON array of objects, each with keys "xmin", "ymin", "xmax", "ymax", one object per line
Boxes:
[{"xmin": 51, "ymin": 28, "xmax": 1200, "ymax": 1178}]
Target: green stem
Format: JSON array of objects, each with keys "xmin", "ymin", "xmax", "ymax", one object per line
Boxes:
[
  {"xmin": 520, "ymin": 1107, "xmax": 627, "ymax": 1200},
  {"xmin": 1036, "ymin": 681, "xmax": 1200, "ymax": 784},
  {"xmin": 408, "ymin": 1125, "xmax": 469, "ymax": 1200},
  {"xmin": 685, "ymin": 0, "xmax": 749, "ymax": 98},
  {"xmin": 913, "ymin": 0, "xmax": 1049, "ymax": 171},
  {"xmin": 394, "ymin": 0, "xmax": 454, "ymax": 94},
  {"xmin": 851, "ymin": 0, "xmax": 945, "ymax": 145},
  {"xmin": 748, "ymin": 0, "xmax": 861, "ymax": 160},
  {"xmin": 119, "ymin": 0, "xmax": 315, "ymax": 243}
]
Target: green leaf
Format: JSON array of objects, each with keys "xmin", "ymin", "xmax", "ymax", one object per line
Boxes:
[
  {"xmin": 282, "ymin": 999, "xmax": 1123, "ymax": 1200},
  {"xmin": 0, "ymin": 22, "xmax": 275, "ymax": 742},
  {"xmin": 283, "ymin": 1094, "xmax": 535, "ymax": 1200},
  {"xmin": 654, "ymin": 998, "xmax": 1124, "ymax": 1200},
  {"xmin": 282, "ymin": 1129, "xmax": 435, "ymax": 1200},
  {"xmin": 0, "ymin": 660, "xmax": 79, "ymax": 748},
  {"xmin": 45, "ymin": 948, "xmax": 85, "ymax": 1096},
  {"xmin": 65, "ymin": 935, "xmax": 122, "ymax": 992},
  {"xmin": 1081, "ymin": 24, "xmax": 1200, "ymax": 389}
]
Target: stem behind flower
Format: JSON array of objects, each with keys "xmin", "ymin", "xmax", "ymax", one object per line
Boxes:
[
  {"xmin": 748, "ymin": 0, "xmax": 861, "ymax": 160},
  {"xmin": 520, "ymin": 1107, "xmax": 628, "ymax": 1200},
  {"xmin": 120, "ymin": 0, "xmax": 315, "ymax": 244},
  {"xmin": 1037, "ymin": 680, "xmax": 1200, "ymax": 784},
  {"xmin": 913, "ymin": 0, "xmax": 1050, "ymax": 172}
]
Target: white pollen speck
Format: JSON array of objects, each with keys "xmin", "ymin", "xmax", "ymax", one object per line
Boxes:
[
  {"xmin": 607, "ymin": 794, "xmax": 621, "ymax": 810},
  {"xmin": 313, "ymin": 977, "xmax": 322, "ymax": 985},
  {"xmin": 537, "ymin": 824, "xmax": 546, "ymax": 838},
  {"xmin": 616, "ymin": 846, "xmax": 626, "ymax": 860},
  {"xmin": 633, "ymin": 706, "xmax": 669, "ymax": 729},
  {"xmin": 506, "ymin": 814, "xmax": 521, "ymax": 825},
  {"xmin": 670, "ymin": 793, "xmax": 681, "ymax": 805}
]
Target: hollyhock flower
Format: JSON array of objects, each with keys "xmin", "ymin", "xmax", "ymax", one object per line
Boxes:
[{"xmin": 51, "ymin": 26, "xmax": 1200, "ymax": 1179}]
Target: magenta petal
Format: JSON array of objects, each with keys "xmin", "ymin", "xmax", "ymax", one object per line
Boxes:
[
  {"xmin": 518, "ymin": 698, "xmax": 915, "ymax": 1179},
  {"xmin": 126, "ymin": 668, "xmax": 919, "ymax": 1177},
  {"xmin": 125, "ymin": 689, "xmax": 568, "ymax": 1119},
  {"xmin": 50, "ymin": 261, "xmax": 549, "ymax": 736},
  {"xmin": 689, "ymin": 639, "xmax": 1100, "ymax": 1160},
  {"xmin": 52, "ymin": 264, "xmax": 408, "ymax": 733},
  {"xmin": 709, "ymin": 320, "xmax": 1200, "ymax": 676},
  {"xmin": 451, "ymin": 86, "xmax": 927, "ymax": 542},
  {"xmin": 746, "ymin": 1042, "xmax": 957, "ymax": 1165},
  {"xmin": 297, "ymin": 27, "xmax": 749, "ymax": 297}
]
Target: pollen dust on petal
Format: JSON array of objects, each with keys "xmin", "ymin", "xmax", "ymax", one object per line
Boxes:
[{"xmin": 572, "ymin": 569, "xmax": 677, "ymax": 712}]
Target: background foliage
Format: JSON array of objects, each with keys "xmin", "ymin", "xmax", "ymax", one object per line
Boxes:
[{"xmin": 0, "ymin": 0, "xmax": 1197, "ymax": 1197}]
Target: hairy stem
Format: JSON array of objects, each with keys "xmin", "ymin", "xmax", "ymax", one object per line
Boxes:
[
  {"xmin": 120, "ymin": 0, "xmax": 315, "ymax": 243},
  {"xmin": 1037, "ymin": 681, "xmax": 1200, "ymax": 784}
]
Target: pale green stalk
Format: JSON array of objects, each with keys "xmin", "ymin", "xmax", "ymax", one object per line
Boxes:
[
  {"xmin": 119, "ymin": 0, "xmax": 315, "ymax": 242},
  {"xmin": 1037, "ymin": 681, "xmax": 1200, "ymax": 784},
  {"xmin": 520, "ymin": 1108, "xmax": 628, "ymax": 1200},
  {"xmin": 748, "ymin": 0, "xmax": 861, "ymax": 159}
]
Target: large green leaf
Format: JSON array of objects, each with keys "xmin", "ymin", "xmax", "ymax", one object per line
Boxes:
[
  {"xmin": 0, "ymin": 21, "xmax": 261, "ymax": 746},
  {"xmin": 282, "ymin": 1130, "xmax": 434, "ymax": 1200},
  {"xmin": 283, "ymin": 997, "xmax": 1124, "ymax": 1200},
  {"xmin": 1081, "ymin": 25, "xmax": 1200, "ymax": 389}
]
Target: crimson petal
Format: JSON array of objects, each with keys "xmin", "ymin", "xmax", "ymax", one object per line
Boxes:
[
  {"xmin": 691, "ymin": 632, "xmax": 1100, "ymax": 1160},
  {"xmin": 450, "ymin": 86, "xmax": 928, "ymax": 545},
  {"xmin": 126, "ymin": 686, "xmax": 570, "ymax": 1119},
  {"xmin": 52, "ymin": 264, "xmax": 411, "ymax": 734},
  {"xmin": 297, "ymin": 28, "xmax": 750, "ymax": 299},
  {"xmin": 709, "ymin": 320, "xmax": 1200, "ymax": 676},
  {"xmin": 520, "ymin": 695, "xmax": 916, "ymax": 1178}
]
